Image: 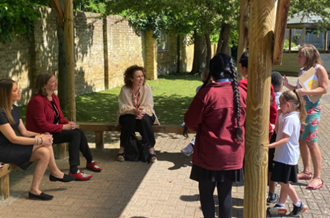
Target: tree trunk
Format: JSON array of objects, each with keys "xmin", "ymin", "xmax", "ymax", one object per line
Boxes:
[
  {"xmin": 177, "ymin": 35, "xmax": 180, "ymax": 73},
  {"xmin": 190, "ymin": 31, "xmax": 206, "ymax": 74},
  {"xmin": 237, "ymin": 0, "xmax": 250, "ymax": 79},
  {"xmin": 220, "ymin": 24, "xmax": 230, "ymax": 54},
  {"xmin": 56, "ymin": 0, "xmax": 67, "ymax": 110},
  {"xmin": 205, "ymin": 32, "xmax": 211, "ymax": 71}
]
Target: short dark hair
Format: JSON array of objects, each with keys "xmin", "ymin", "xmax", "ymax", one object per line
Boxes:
[
  {"xmin": 239, "ymin": 50, "xmax": 249, "ymax": 68},
  {"xmin": 124, "ymin": 65, "xmax": 146, "ymax": 88},
  {"xmin": 34, "ymin": 73, "xmax": 55, "ymax": 96},
  {"xmin": 271, "ymin": 71, "xmax": 283, "ymax": 92}
]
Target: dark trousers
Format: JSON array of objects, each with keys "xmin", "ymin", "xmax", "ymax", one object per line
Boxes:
[
  {"xmin": 52, "ymin": 128, "xmax": 93, "ymax": 167},
  {"xmin": 198, "ymin": 178, "xmax": 233, "ymax": 218},
  {"xmin": 119, "ymin": 114, "xmax": 155, "ymax": 147}
]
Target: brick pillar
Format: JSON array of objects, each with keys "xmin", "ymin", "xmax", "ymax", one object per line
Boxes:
[{"xmin": 144, "ymin": 30, "xmax": 157, "ymax": 80}]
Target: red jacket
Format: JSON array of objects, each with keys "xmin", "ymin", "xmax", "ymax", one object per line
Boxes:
[
  {"xmin": 238, "ymin": 78, "xmax": 278, "ymax": 140},
  {"xmin": 26, "ymin": 94, "xmax": 69, "ymax": 133},
  {"xmin": 184, "ymin": 82, "xmax": 247, "ymax": 171}
]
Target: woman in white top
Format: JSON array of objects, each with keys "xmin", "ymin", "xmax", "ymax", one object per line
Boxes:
[
  {"xmin": 282, "ymin": 44, "xmax": 328, "ymax": 189},
  {"xmin": 116, "ymin": 65, "xmax": 159, "ymax": 163}
]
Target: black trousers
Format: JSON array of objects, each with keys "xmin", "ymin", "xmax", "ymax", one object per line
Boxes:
[
  {"xmin": 119, "ymin": 114, "xmax": 155, "ymax": 147},
  {"xmin": 52, "ymin": 128, "xmax": 93, "ymax": 167},
  {"xmin": 198, "ymin": 178, "xmax": 233, "ymax": 218}
]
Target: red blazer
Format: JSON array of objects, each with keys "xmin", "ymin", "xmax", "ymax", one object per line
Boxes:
[
  {"xmin": 26, "ymin": 94, "xmax": 69, "ymax": 133},
  {"xmin": 238, "ymin": 78, "xmax": 278, "ymax": 140}
]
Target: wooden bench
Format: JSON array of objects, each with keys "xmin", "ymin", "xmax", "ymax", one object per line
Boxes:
[
  {"xmin": 77, "ymin": 122, "xmax": 190, "ymax": 150},
  {"xmin": 53, "ymin": 122, "xmax": 194, "ymax": 158},
  {"xmin": 0, "ymin": 163, "xmax": 17, "ymax": 200}
]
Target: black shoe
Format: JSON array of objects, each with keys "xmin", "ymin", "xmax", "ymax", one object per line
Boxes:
[
  {"xmin": 289, "ymin": 202, "xmax": 308, "ymax": 216},
  {"xmin": 267, "ymin": 192, "xmax": 279, "ymax": 205},
  {"xmin": 49, "ymin": 174, "xmax": 75, "ymax": 182},
  {"xmin": 29, "ymin": 192, "xmax": 53, "ymax": 200}
]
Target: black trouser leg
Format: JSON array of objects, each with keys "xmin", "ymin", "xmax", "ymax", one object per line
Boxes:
[
  {"xmin": 198, "ymin": 178, "xmax": 233, "ymax": 218},
  {"xmin": 74, "ymin": 128, "xmax": 93, "ymax": 163},
  {"xmin": 135, "ymin": 114, "xmax": 155, "ymax": 147},
  {"xmin": 52, "ymin": 129, "xmax": 93, "ymax": 167},
  {"xmin": 119, "ymin": 114, "xmax": 138, "ymax": 147}
]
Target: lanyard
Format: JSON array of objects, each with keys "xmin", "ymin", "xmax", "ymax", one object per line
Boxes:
[
  {"xmin": 215, "ymin": 78, "xmax": 231, "ymax": 82},
  {"xmin": 132, "ymin": 91, "xmax": 140, "ymax": 108}
]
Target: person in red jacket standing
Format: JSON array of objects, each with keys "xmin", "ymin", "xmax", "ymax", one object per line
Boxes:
[
  {"xmin": 26, "ymin": 73, "xmax": 102, "ymax": 181},
  {"xmin": 184, "ymin": 53, "xmax": 247, "ymax": 218}
]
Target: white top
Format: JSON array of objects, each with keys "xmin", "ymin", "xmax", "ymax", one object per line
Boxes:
[
  {"xmin": 275, "ymin": 92, "xmax": 281, "ymax": 110},
  {"xmin": 273, "ymin": 111, "xmax": 301, "ymax": 165}
]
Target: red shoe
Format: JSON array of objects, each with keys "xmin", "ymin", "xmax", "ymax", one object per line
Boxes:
[
  {"xmin": 69, "ymin": 170, "xmax": 93, "ymax": 181},
  {"xmin": 86, "ymin": 162, "xmax": 102, "ymax": 172}
]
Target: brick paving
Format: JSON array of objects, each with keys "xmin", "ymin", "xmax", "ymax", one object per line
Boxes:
[{"xmin": 1, "ymin": 77, "xmax": 330, "ymax": 218}]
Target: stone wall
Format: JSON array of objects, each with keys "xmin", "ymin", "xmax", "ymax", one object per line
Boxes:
[{"xmin": 0, "ymin": 7, "xmax": 195, "ymax": 105}]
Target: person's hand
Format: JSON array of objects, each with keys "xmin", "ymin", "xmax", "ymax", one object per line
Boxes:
[
  {"xmin": 270, "ymin": 124, "xmax": 275, "ymax": 133},
  {"xmin": 135, "ymin": 108, "xmax": 145, "ymax": 120},
  {"xmin": 69, "ymin": 121, "xmax": 76, "ymax": 130},
  {"xmin": 282, "ymin": 75, "xmax": 289, "ymax": 87},
  {"xmin": 41, "ymin": 134, "xmax": 53, "ymax": 146},
  {"xmin": 296, "ymin": 88, "xmax": 307, "ymax": 96}
]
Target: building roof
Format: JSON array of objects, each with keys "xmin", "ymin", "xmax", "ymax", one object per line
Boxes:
[{"xmin": 287, "ymin": 9, "xmax": 330, "ymax": 27}]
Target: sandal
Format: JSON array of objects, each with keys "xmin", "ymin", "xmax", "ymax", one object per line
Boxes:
[
  {"xmin": 149, "ymin": 154, "xmax": 157, "ymax": 163},
  {"xmin": 306, "ymin": 177, "xmax": 324, "ymax": 190},
  {"xmin": 297, "ymin": 171, "xmax": 313, "ymax": 180},
  {"xmin": 117, "ymin": 153, "xmax": 125, "ymax": 162}
]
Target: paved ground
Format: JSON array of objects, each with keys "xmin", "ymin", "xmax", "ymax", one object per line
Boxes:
[{"xmin": 1, "ymin": 77, "xmax": 330, "ymax": 218}]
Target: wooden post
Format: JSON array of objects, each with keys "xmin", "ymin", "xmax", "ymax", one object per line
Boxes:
[
  {"xmin": 288, "ymin": 28, "xmax": 292, "ymax": 53},
  {"xmin": 0, "ymin": 175, "xmax": 9, "ymax": 200},
  {"xmin": 103, "ymin": 17, "xmax": 109, "ymax": 90},
  {"xmin": 64, "ymin": 0, "xmax": 76, "ymax": 121},
  {"xmin": 95, "ymin": 132, "xmax": 104, "ymax": 150},
  {"xmin": 243, "ymin": 0, "xmax": 276, "ymax": 217},
  {"xmin": 237, "ymin": 0, "xmax": 249, "ymax": 79},
  {"xmin": 272, "ymin": 0, "xmax": 291, "ymax": 65},
  {"xmin": 302, "ymin": 27, "xmax": 306, "ymax": 45},
  {"xmin": 324, "ymin": 31, "xmax": 328, "ymax": 51},
  {"xmin": 50, "ymin": 0, "xmax": 64, "ymax": 30}
]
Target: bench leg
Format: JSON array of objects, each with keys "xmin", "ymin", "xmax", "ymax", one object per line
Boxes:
[
  {"xmin": 95, "ymin": 131, "xmax": 104, "ymax": 150},
  {"xmin": 0, "ymin": 174, "xmax": 10, "ymax": 200},
  {"xmin": 54, "ymin": 143, "xmax": 67, "ymax": 159}
]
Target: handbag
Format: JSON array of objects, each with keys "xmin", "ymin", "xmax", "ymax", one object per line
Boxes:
[
  {"xmin": 124, "ymin": 135, "xmax": 140, "ymax": 161},
  {"xmin": 125, "ymin": 135, "xmax": 150, "ymax": 162}
]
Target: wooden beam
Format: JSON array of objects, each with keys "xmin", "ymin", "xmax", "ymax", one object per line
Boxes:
[
  {"xmin": 0, "ymin": 164, "xmax": 17, "ymax": 200},
  {"xmin": 288, "ymin": 28, "xmax": 292, "ymax": 52},
  {"xmin": 64, "ymin": 0, "xmax": 76, "ymax": 121},
  {"xmin": 302, "ymin": 27, "xmax": 306, "ymax": 45},
  {"xmin": 237, "ymin": 0, "xmax": 249, "ymax": 79},
  {"xmin": 273, "ymin": 0, "xmax": 291, "ymax": 65},
  {"xmin": 243, "ymin": 0, "xmax": 276, "ymax": 217},
  {"xmin": 50, "ymin": 0, "xmax": 64, "ymax": 30},
  {"xmin": 324, "ymin": 31, "xmax": 328, "ymax": 51}
]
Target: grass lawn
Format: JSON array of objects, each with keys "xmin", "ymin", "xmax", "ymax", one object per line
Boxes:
[{"xmin": 19, "ymin": 74, "xmax": 203, "ymax": 125}]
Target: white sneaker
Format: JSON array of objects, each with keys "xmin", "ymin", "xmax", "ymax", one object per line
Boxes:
[
  {"xmin": 181, "ymin": 143, "xmax": 194, "ymax": 156},
  {"xmin": 267, "ymin": 204, "xmax": 287, "ymax": 216}
]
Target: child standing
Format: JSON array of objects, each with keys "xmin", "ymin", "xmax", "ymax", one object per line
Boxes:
[
  {"xmin": 181, "ymin": 71, "xmax": 209, "ymax": 156},
  {"xmin": 268, "ymin": 90, "xmax": 308, "ymax": 216},
  {"xmin": 267, "ymin": 71, "xmax": 283, "ymax": 205}
]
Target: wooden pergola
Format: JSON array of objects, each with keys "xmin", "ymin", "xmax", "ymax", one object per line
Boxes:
[{"xmin": 50, "ymin": 0, "xmax": 292, "ymax": 217}]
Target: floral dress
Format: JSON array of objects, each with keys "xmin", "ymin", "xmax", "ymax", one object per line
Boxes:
[{"xmin": 298, "ymin": 65, "xmax": 321, "ymax": 143}]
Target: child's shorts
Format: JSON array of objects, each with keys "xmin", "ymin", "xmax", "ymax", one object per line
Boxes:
[
  {"xmin": 271, "ymin": 161, "xmax": 298, "ymax": 184},
  {"xmin": 268, "ymin": 132, "xmax": 277, "ymax": 173}
]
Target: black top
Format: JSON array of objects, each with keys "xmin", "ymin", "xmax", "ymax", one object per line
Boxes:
[
  {"xmin": 0, "ymin": 105, "xmax": 21, "ymax": 144},
  {"xmin": 50, "ymin": 101, "xmax": 60, "ymax": 124}
]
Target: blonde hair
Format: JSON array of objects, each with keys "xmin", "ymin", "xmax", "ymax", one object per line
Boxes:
[
  {"xmin": 299, "ymin": 44, "xmax": 323, "ymax": 70},
  {"xmin": 279, "ymin": 90, "xmax": 307, "ymax": 124},
  {"xmin": 0, "ymin": 79, "xmax": 16, "ymax": 125}
]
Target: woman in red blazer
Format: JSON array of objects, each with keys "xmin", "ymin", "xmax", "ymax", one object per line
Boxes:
[{"xmin": 26, "ymin": 73, "xmax": 102, "ymax": 181}]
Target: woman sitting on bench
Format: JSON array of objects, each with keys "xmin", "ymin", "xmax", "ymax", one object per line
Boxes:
[
  {"xmin": 116, "ymin": 65, "xmax": 160, "ymax": 163},
  {"xmin": 25, "ymin": 73, "xmax": 102, "ymax": 181},
  {"xmin": 0, "ymin": 79, "xmax": 75, "ymax": 201}
]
